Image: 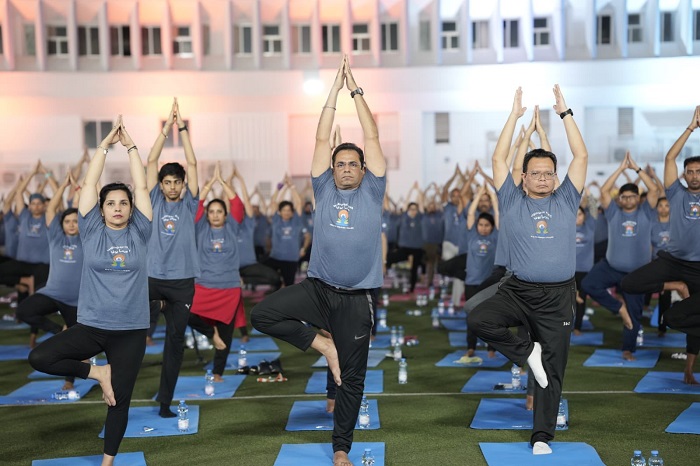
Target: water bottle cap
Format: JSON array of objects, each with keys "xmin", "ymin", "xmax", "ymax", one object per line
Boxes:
[
  {"xmin": 365, "ymin": 448, "xmax": 371, "ymax": 453},
  {"xmin": 400, "ymin": 357, "xmax": 406, "ymax": 362},
  {"xmin": 634, "ymin": 450, "xmax": 642, "ymax": 455},
  {"xmin": 651, "ymin": 450, "xmax": 658, "ymax": 455}
]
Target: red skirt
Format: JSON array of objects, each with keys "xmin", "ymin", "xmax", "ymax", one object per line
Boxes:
[{"xmin": 191, "ymin": 285, "xmax": 243, "ymax": 326}]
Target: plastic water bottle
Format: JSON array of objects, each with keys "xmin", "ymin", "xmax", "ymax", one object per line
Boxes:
[
  {"xmin": 556, "ymin": 399, "xmax": 567, "ymax": 428},
  {"xmin": 631, "ymin": 450, "xmax": 646, "ymax": 466},
  {"xmin": 437, "ymin": 300, "xmax": 445, "ymax": 315},
  {"xmin": 429, "ymin": 286, "xmax": 436, "ymax": 300},
  {"xmin": 238, "ymin": 345, "xmax": 247, "ymax": 368},
  {"xmin": 358, "ymin": 395, "xmax": 370, "ymax": 429},
  {"xmin": 397, "ymin": 325, "xmax": 405, "ymax": 345},
  {"xmin": 511, "ymin": 364, "xmax": 521, "ymax": 389},
  {"xmin": 378, "ymin": 308, "xmax": 387, "ymax": 328},
  {"xmin": 447, "ymin": 303, "xmax": 455, "ymax": 315},
  {"xmin": 398, "ymin": 357, "xmax": 408, "ymax": 384},
  {"xmin": 205, "ymin": 369, "xmax": 215, "ymax": 396},
  {"xmin": 381, "ymin": 293, "xmax": 389, "ymax": 307},
  {"xmin": 390, "ymin": 326, "xmax": 397, "ymax": 346},
  {"xmin": 89, "ymin": 356, "xmax": 97, "ymax": 366},
  {"xmin": 52, "ymin": 390, "xmax": 80, "ymax": 400},
  {"xmin": 361, "ymin": 448, "xmax": 375, "ymax": 466},
  {"xmin": 393, "ymin": 341, "xmax": 402, "ymax": 361},
  {"xmin": 431, "ymin": 309, "xmax": 440, "ymax": 329},
  {"xmin": 648, "ymin": 451, "xmax": 664, "ymax": 466},
  {"xmin": 637, "ymin": 328, "xmax": 644, "ymax": 347},
  {"xmin": 177, "ymin": 400, "xmax": 189, "ymax": 432}
]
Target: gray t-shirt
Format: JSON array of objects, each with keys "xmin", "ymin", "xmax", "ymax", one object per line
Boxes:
[
  {"xmin": 666, "ymin": 179, "xmax": 700, "ymax": 261},
  {"xmin": 16, "ymin": 209, "xmax": 50, "ymax": 264},
  {"xmin": 195, "ymin": 214, "xmax": 241, "ymax": 289},
  {"xmin": 499, "ymin": 173, "xmax": 581, "ymax": 282},
  {"xmin": 270, "ymin": 213, "xmax": 305, "ymax": 262},
  {"xmin": 575, "ymin": 212, "xmax": 595, "ymax": 273},
  {"xmin": 443, "ymin": 202, "xmax": 462, "ymax": 245},
  {"xmin": 37, "ymin": 216, "xmax": 83, "ymax": 306},
  {"xmin": 465, "ymin": 227, "xmax": 498, "ymax": 285},
  {"xmin": 422, "ymin": 212, "xmax": 444, "ymax": 244},
  {"xmin": 236, "ymin": 216, "xmax": 257, "ymax": 268},
  {"xmin": 78, "ymin": 205, "xmax": 151, "ymax": 330},
  {"xmin": 307, "ymin": 168, "xmax": 385, "ymax": 289},
  {"xmin": 651, "ymin": 218, "xmax": 670, "ymax": 258},
  {"xmin": 3, "ymin": 212, "xmax": 18, "ymax": 259},
  {"xmin": 147, "ymin": 187, "xmax": 200, "ymax": 280},
  {"xmin": 398, "ymin": 212, "xmax": 424, "ymax": 249},
  {"xmin": 605, "ymin": 201, "xmax": 653, "ymax": 273},
  {"xmin": 253, "ymin": 214, "xmax": 270, "ymax": 247}
]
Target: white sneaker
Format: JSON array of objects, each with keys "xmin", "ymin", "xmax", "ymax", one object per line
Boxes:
[
  {"xmin": 533, "ymin": 441, "xmax": 552, "ymax": 455},
  {"xmin": 526, "ymin": 342, "xmax": 549, "ymax": 389}
]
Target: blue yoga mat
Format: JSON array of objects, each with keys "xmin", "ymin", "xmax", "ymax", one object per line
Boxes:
[
  {"xmin": 471, "ymin": 398, "xmax": 568, "ymax": 430},
  {"xmin": 666, "ymin": 402, "xmax": 700, "ymax": 434},
  {"xmin": 0, "ymin": 379, "xmax": 98, "ymax": 405},
  {"xmin": 368, "ymin": 334, "xmax": 391, "ymax": 349},
  {"xmin": 634, "ymin": 371, "xmax": 700, "ymax": 395},
  {"xmin": 312, "ymin": 349, "xmax": 386, "ymax": 368},
  {"xmin": 229, "ymin": 337, "xmax": 279, "ymax": 352},
  {"xmin": 461, "ymin": 371, "xmax": 528, "ymax": 394},
  {"xmin": 479, "ymin": 442, "xmax": 605, "ymax": 466},
  {"xmin": 448, "ymin": 332, "xmax": 485, "ymax": 348},
  {"xmin": 204, "ymin": 352, "xmax": 281, "ymax": 372},
  {"xmin": 583, "ymin": 349, "xmax": 660, "ymax": 368},
  {"xmin": 29, "ymin": 357, "xmax": 107, "ymax": 379},
  {"xmin": 251, "ymin": 328, "xmax": 264, "ymax": 336},
  {"xmin": 144, "ymin": 341, "xmax": 165, "ymax": 355},
  {"xmin": 651, "ymin": 304, "xmax": 659, "ymax": 327},
  {"xmin": 151, "ymin": 324, "xmax": 166, "ymax": 339},
  {"xmin": 581, "ymin": 319, "xmax": 594, "ymax": 331},
  {"xmin": 441, "ymin": 319, "xmax": 467, "ymax": 331},
  {"xmin": 285, "ymin": 399, "xmax": 380, "ymax": 431},
  {"xmin": 32, "ymin": 451, "xmax": 147, "ymax": 466},
  {"xmin": 436, "ymin": 350, "xmax": 508, "ymax": 368},
  {"xmin": 305, "ymin": 370, "xmax": 383, "ymax": 394},
  {"xmin": 0, "ymin": 319, "xmax": 28, "ymax": 330},
  {"xmin": 0, "ymin": 344, "xmax": 30, "ymax": 361},
  {"xmin": 638, "ymin": 332, "xmax": 686, "ymax": 348},
  {"xmin": 99, "ymin": 406, "xmax": 199, "ymax": 438},
  {"xmin": 274, "ymin": 442, "xmax": 385, "ymax": 466},
  {"xmin": 570, "ymin": 332, "xmax": 603, "ymax": 346},
  {"xmin": 433, "ymin": 308, "xmax": 468, "ymax": 319},
  {"xmin": 154, "ymin": 374, "xmax": 246, "ymax": 400}
]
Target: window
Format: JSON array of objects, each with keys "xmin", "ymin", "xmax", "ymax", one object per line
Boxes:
[
  {"xmin": 533, "ymin": 17, "xmax": 550, "ymax": 46},
  {"xmin": 24, "ymin": 24, "xmax": 36, "ymax": 56},
  {"xmin": 173, "ymin": 26, "xmax": 192, "ymax": 56},
  {"xmin": 47, "ymin": 26, "xmax": 68, "ymax": 56},
  {"xmin": 503, "ymin": 19, "xmax": 519, "ymax": 48},
  {"xmin": 660, "ymin": 12, "xmax": 674, "ymax": 43},
  {"xmin": 84, "ymin": 120, "xmax": 114, "ymax": 149},
  {"xmin": 381, "ymin": 22, "xmax": 398, "ymax": 51},
  {"xmin": 435, "ymin": 113, "xmax": 449, "ymax": 144},
  {"xmin": 234, "ymin": 25, "xmax": 252, "ymax": 55},
  {"xmin": 78, "ymin": 25, "xmax": 100, "ymax": 56},
  {"xmin": 321, "ymin": 24, "xmax": 340, "ymax": 53},
  {"xmin": 292, "ymin": 25, "xmax": 311, "ymax": 54},
  {"xmin": 352, "ymin": 23, "xmax": 370, "ymax": 53},
  {"xmin": 141, "ymin": 26, "xmax": 162, "ymax": 55},
  {"xmin": 628, "ymin": 14, "xmax": 643, "ymax": 43},
  {"xmin": 419, "ymin": 20, "xmax": 431, "ymax": 51},
  {"xmin": 110, "ymin": 26, "xmax": 131, "ymax": 56},
  {"xmin": 472, "ymin": 21, "xmax": 488, "ymax": 49},
  {"xmin": 202, "ymin": 24, "xmax": 210, "ymax": 55},
  {"xmin": 597, "ymin": 14, "xmax": 612, "ymax": 45},
  {"xmin": 262, "ymin": 25, "xmax": 282, "ymax": 55},
  {"xmin": 441, "ymin": 21, "xmax": 459, "ymax": 50},
  {"xmin": 695, "ymin": 10, "xmax": 700, "ymax": 41},
  {"xmin": 160, "ymin": 119, "xmax": 190, "ymax": 148}
]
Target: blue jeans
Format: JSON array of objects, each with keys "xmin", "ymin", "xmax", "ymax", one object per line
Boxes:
[{"xmin": 581, "ymin": 259, "xmax": 644, "ymax": 352}]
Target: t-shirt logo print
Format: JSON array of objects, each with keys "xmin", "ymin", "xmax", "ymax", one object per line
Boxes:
[
  {"xmin": 163, "ymin": 220, "xmax": 176, "ymax": 235},
  {"xmin": 111, "ymin": 253, "xmax": 126, "ymax": 268},
  {"xmin": 535, "ymin": 220, "xmax": 549, "ymax": 235},
  {"xmin": 336, "ymin": 209, "xmax": 350, "ymax": 226},
  {"xmin": 213, "ymin": 241, "xmax": 223, "ymax": 253},
  {"xmin": 689, "ymin": 203, "xmax": 700, "ymax": 218},
  {"xmin": 622, "ymin": 221, "xmax": 637, "ymax": 237},
  {"xmin": 63, "ymin": 248, "xmax": 74, "ymax": 261},
  {"xmin": 478, "ymin": 241, "xmax": 489, "ymax": 254}
]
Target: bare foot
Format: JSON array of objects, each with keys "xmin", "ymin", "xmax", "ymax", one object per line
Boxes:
[
  {"xmin": 466, "ymin": 349, "xmax": 475, "ymax": 357},
  {"xmin": 683, "ymin": 371, "xmax": 699, "ymax": 385},
  {"xmin": 89, "ymin": 364, "xmax": 115, "ymax": 406},
  {"xmin": 213, "ymin": 374, "xmax": 224, "ymax": 383},
  {"xmin": 212, "ymin": 327, "xmax": 227, "ymax": 350},
  {"xmin": 101, "ymin": 453, "xmax": 115, "ymax": 466},
  {"xmin": 657, "ymin": 330, "xmax": 666, "ymax": 338},
  {"xmin": 333, "ymin": 451, "xmax": 353, "ymax": 466},
  {"xmin": 622, "ymin": 351, "xmax": 636, "ymax": 361},
  {"xmin": 618, "ymin": 304, "xmax": 633, "ymax": 330},
  {"xmin": 576, "ymin": 294, "xmax": 584, "ymax": 304},
  {"xmin": 61, "ymin": 380, "xmax": 75, "ymax": 391},
  {"xmin": 326, "ymin": 398, "xmax": 336, "ymax": 413},
  {"xmin": 311, "ymin": 334, "xmax": 341, "ymax": 386},
  {"xmin": 684, "ymin": 354, "xmax": 698, "ymax": 384},
  {"xmin": 29, "ymin": 333, "xmax": 37, "ymax": 349},
  {"xmin": 240, "ymin": 334, "xmax": 250, "ymax": 344},
  {"xmin": 525, "ymin": 395, "xmax": 534, "ymax": 411},
  {"xmin": 487, "ymin": 350, "xmax": 496, "ymax": 359},
  {"xmin": 572, "ymin": 329, "xmax": 582, "ymax": 336},
  {"xmin": 145, "ymin": 336, "xmax": 155, "ymax": 346}
]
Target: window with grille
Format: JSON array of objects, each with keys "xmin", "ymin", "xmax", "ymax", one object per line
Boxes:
[
  {"xmin": 47, "ymin": 26, "xmax": 68, "ymax": 56},
  {"xmin": 597, "ymin": 14, "xmax": 612, "ymax": 45},
  {"xmin": 292, "ymin": 25, "xmax": 311, "ymax": 54},
  {"xmin": 503, "ymin": 19, "xmax": 519, "ymax": 48},
  {"xmin": 110, "ymin": 26, "xmax": 131, "ymax": 56},
  {"xmin": 84, "ymin": 120, "xmax": 114, "ymax": 149},
  {"xmin": 234, "ymin": 25, "xmax": 252, "ymax": 55},
  {"xmin": 141, "ymin": 26, "xmax": 162, "ymax": 55},
  {"xmin": 472, "ymin": 21, "xmax": 488, "ymax": 49},
  {"xmin": 660, "ymin": 12, "xmax": 674, "ymax": 43},
  {"xmin": 435, "ymin": 113, "xmax": 449, "ymax": 144},
  {"xmin": 173, "ymin": 26, "xmax": 193, "ymax": 56},
  {"xmin": 78, "ymin": 25, "xmax": 100, "ymax": 56},
  {"xmin": 262, "ymin": 25, "xmax": 282, "ymax": 55},
  {"xmin": 322, "ymin": 24, "xmax": 341, "ymax": 53},
  {"xmin": 352, "ymin": 23, "xmax": 370, "ymax": 53},
  {"xmin": 381, "ymin": 22, "xmax": 398, "ymax": 51},
  {"xmin": 533, "ymin": 17, "xmax": 550, "ymax": 46},
  {"xmin": 442, "ymin": 21, "xmax": 459, "ymax": 50},
  {"xmin": 628, "ymin": 14, "xmax": 643, "ymax": 43}
]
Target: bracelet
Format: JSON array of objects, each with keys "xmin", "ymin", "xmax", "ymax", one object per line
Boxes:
[
  {"xmin": 161, "ymin": 130, "xmax": 168, "ymax": 138},
  {"xmin": 178, "ymin": 125, "xmax": 188, "ymax": 132},
  {"xmin": 127, "ymin": 145, "xmax": 138, "ymax": 153},
  {"xmin": 323, "ymin": 106, "xmax": 336, "ymax": 110},
  {"xmin": 559, "ymin": 108, "xmax": 574, "ymax": 119},
  {"xmin": 687, "ymin": 127, "xmax": 694, "ymax": 133}
]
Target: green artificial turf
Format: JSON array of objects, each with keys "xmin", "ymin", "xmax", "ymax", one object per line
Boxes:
[{"xmin": 0, "ymin": 289, "xmax": 696, "ymax": 466}]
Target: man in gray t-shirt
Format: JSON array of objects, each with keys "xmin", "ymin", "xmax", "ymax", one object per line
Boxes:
[
  {"xmin": 252, "ymin": 56, "xmax": 385, "ymax": 466},
  {"xmin": 468, "ymin": 86, "xmax": 588, "ymax": 455}
]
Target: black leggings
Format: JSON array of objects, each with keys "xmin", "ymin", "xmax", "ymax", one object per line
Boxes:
[
  {"xmin": 573, "ymin": 271, "xmax": 589, "ymax": 331},
  {"xmin": 264, "ymin": 257, "xmax": 298, "ymax": 287},
  {"xmin": 16, "ymin": 293, "xmax": 77, "ymax": 335},
  {"xmin": 28, "ymin": 324, "xmax": 146, "ymax": 456},
  {"xmin": 386, "ymin": 247, "xmax": 424, "ymax": 292},
  {"xmin": 188, "ymin": 314, "xmax": 236, "ymax": 376},
  {"xmin": 437, "ymin": 253, "xmax": 467, "ymax": 282},
  {"xmin": 240, "ymin": 262, "xmax": 282, "ymax": 290}
]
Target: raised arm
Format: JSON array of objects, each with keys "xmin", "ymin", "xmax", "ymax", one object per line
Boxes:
[
  {"xmin": 441, "ymin": 165, "xmax": 461, "ymax": 203},
  {"xmin": 174, "ymin": 99, "xmax": 198, "ymax": 197},
  {"xmin": 215, "ymin": 163, "xmax": 236, "ymax": 202},
  {"xmin": 14, "ymin": 161, "xmax": 40, "ymax": 215},
  {"xmin": 628, "ymin": 154, "xmax": 659, "ymax": 208},
  {"xmin": 119, "ymin": 120, "xmax": 151, "ymax": 221},
  {"xmin": 487, "ymin": 185, "xmax": 499, "ymax": 229},
  {"xmin": 4, "ymin": 176, "xmax": 22, "ymax": 215},
  {"xmin": 38, "ymin": 162, "xmax": 59, "ymax": 198},
  {"xmin": 665, "ymin": 106, "xmax": 699, "ymax": 188},
  {"xmin": 147, "ymin": 99, "xmax": 177, "ymax": 191},
  {"xmin": 232, "ymin": 166, "xmax": 254, "ymax": 218},
  {"xmin": 554, "ymin": 85, "xmax": 588, "ymax": 192},
  {"xmin": 312, "ymin": 56, "xmax": 346, "ymax": 177},
  {"xmin": 289, "ymin": 182, "xmax": 303, "ymax": 216},
  {"xmin": 45, "ymin": 173, "xmax": 70, "ymax": 226},
  {"xmin": 504, "ymin": 129, "xmax": 523, "ymax": 170},
  {"xmin": 466, "ymin": 184, "xmax": 485, "ymax": 229},
  {"xmin": 534, "ymin": 106, "xmax": 552, "ymax": 152},
  {"xmin": 600, "ymin": 154, "xmax": 627, "ymax": 209},
  {"xmin": 80, "ymin": 117, "xmax": 121, "ymax": 216},
  {"xmin": 493, "ymin": 88, "xmax": 527, "ymax": 190},
  {"xmin": 345, "ymin": 58, "xmax": 386, "ymax": 177}
]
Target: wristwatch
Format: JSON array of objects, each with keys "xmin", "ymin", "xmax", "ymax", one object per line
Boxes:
[
  {"xmin": 98, "ymin": 145, "xmax": 108, "ymax": 155},
  {"xmin": 559, "ymin": 108, "xmax": 573, "ymax": 119},
  {"xmin": 350, "ymin": 87, "xmax": 364, "ymax": 98}
]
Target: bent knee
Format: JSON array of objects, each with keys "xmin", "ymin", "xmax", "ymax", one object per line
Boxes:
[{"xmin": 28, "ymin": 346, "xmax": 48, "ymax": 372}]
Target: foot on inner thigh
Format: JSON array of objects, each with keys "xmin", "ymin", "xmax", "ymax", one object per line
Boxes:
[
  {"xmin": 526, "ymin": 342, "xmax": 549, "ymax": 389},
  {"xmin": 333, "ymin": 451, "xmax": 353, "ymax": 466},
  {"xmin": 212, "ymin": 327, "xmax": 227, "ymax": 350},
  {"xmin": 622, "ymin": 350, "xmax": 636, "ymax": 362},
  {"xmin": 525, "ymin": 395, "xmax": 534, "ymax": 411},
  {"xmin": 618, "ymin": 304, "xmax": 633, "ymax": 330},
  {"xmin": 311, "ymin": 334, "xmax": 341, "ymax": 386},
  {"xmin": 89, "ymin": 364, "xmax": 115, "ymax": 406},
  {"xmin": 532, "ymin": 441, "xmax": 552, "ymax": 455},
  {"xmin": 326, "ymin": 398, "xmax": 336, "ymax": 413}
]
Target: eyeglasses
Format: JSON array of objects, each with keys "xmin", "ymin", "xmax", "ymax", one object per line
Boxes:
[
  {"xmin": 619, "ymin": 194, "xmax": 638, "ymax": 200},
  {"xmin": 526, "ymin": 171, "xmax": 556, "ymax": 180},
  {"xmin": 335, "ymin": 161, "xmax": 361, "ymax": 170}
]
